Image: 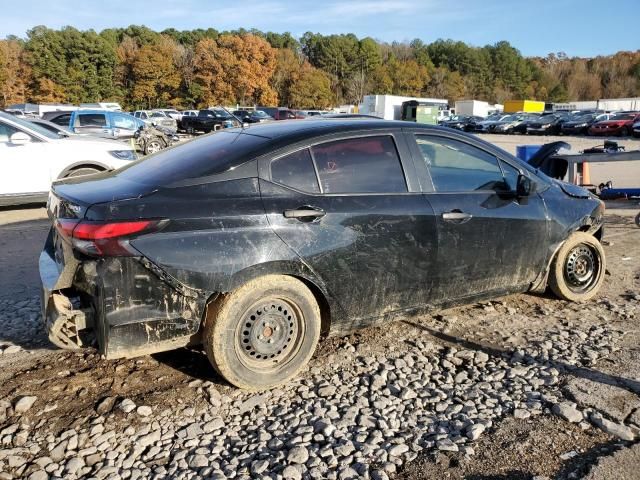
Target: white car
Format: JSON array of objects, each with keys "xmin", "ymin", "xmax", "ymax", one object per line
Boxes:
[{"xmin": 0, "ymin": 111, "xmax": 137, "ymax": 206}]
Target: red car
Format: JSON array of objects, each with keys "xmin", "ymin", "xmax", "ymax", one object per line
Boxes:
[{"xmin": 588, "ymin": 112, "xmax": 640, "ymax": 136}]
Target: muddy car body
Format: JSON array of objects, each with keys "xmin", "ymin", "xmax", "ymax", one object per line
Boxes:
[{"xmin": 40, "ymin": 119, "xmax": 606, "ymax": 388}]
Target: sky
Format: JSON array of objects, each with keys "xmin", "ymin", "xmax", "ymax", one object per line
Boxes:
[{"xmin": 1, "ymin": 0, "xmax": 638, "ymax": 58}]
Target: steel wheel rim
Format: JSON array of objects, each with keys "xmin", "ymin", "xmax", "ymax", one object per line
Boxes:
[
  {"xmin": 235, "ymin": 298, "xmax": 304, "ymax": 372},
  {"xmin": 563, "ymin": 244, "xmax": 600, "ymax": 293}
]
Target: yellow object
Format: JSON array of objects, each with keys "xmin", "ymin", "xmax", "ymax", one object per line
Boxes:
[{"xmin": 503, "ymin": 100, "xmax": 545, "ymax": 113}]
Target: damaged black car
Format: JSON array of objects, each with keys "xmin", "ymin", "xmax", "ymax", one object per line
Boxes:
[{"xmin": 40, "ymin": 119, "xmax": 606, "ymax": 389}]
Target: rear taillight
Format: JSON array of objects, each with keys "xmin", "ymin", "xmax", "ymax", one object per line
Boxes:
[{"xmin": 55, "ymin": 219, "xmax": 162, "ymax": 256}]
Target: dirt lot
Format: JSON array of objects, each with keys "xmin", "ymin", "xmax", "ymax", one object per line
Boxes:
[{"xmin": 0, "ymin": 135, "xmax": 639, "ymax": 479}]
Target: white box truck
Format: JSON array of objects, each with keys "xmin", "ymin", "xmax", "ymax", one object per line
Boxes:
[
  {"xmin": 597, "ymin": 98, "xmax": 640, "ymax": 112},
  {"xmin": 455, "ymin": 100, "xmax": 489, "ymax": 117},
  {"xmin": 359, "ymin": 95, "xmax": 448, "ymax": 120}
]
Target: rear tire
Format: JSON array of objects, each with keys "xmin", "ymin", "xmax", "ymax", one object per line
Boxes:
[
  {"xmin": 619, "ymin": 127, "xmax": 630, "ymax": 137},
  {"xmin": 65, "ymin": 167, "xmax": 102, "ymax": 178},
  {"xmin": 548, "ymin": 232, "xmax": 605, "ymax": 302},
  {"xmin": 203, "ymin": 275, "xmax": 321, "ymax": 390}
]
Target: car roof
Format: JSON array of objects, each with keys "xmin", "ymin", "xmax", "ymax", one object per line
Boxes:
[{"xmin": 238, "ymin": 118, "xmax": 431, "ymax": 140}]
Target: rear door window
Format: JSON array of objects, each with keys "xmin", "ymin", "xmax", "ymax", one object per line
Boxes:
[
  {"xmin": 415, "ymin": 135, "xmax": 507, "ymax": 192},
  {"xmin": 311, "ymin": 136, "xmax": 407, "ymax": 194},
  {"xmin": 271, "ymin": 149, "xmax": 320, "ymax": 193},
  {"xmin": 76, "ymin": 114, "xmax": 107, "ymax": 127}
]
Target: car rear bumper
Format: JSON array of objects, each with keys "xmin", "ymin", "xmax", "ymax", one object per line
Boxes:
[{"xmin": 39, "ymin": 228, "xmax": 207, "ymax": 358}]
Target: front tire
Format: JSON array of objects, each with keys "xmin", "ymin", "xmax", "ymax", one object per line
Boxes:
[
  {"xmin": 203, "ymin": 275, "xmax": 321, "ymax": 389},
  {"xmin": 548, "ymin": 232, "xmax": 605, "ymax": 302},
  {"xmin": 144, "ymin": 139, "xmax": 163, "ymax": 155}
]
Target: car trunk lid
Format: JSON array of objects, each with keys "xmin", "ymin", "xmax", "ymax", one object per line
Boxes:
[{"xmin": 51, "ymin": 173, "xmax": 156, "ymax": 218}]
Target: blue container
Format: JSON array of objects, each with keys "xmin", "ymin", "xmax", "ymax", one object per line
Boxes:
[{"xmin": 516, "ymin": 145, "xmax": 542, "ymax": 163}]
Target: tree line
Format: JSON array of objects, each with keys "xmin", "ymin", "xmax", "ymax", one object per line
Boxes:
[{"xmin": 0, "ymin": 25, "xmax": 639, "ymax": 110}]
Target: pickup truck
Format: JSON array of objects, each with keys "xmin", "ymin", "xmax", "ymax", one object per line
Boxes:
[{"xmin": 181, "ymin": 108, "xmax": 237, "ymax": 133}]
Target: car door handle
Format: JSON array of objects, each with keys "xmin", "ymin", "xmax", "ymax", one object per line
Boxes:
[
  {"xmin": 283, "ymin": 208, "xmax": 326, "ymax": 219},
  {"xmin": 442, "ymin": 210, "xmax": 473, "ymax": 223}
]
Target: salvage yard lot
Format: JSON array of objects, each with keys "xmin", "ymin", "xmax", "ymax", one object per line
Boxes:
[{"xmin": 0, "ymin": 138, "xmax": 639, "ymax": 479}]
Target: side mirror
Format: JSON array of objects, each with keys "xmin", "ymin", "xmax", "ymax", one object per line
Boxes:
[
  {"xmin": 516, "ymin": 174, "xmax": 536, "ymax": 197},
  {"xmin": 9, "ymin": 132, "xmax": 31, "ymax": 145}
]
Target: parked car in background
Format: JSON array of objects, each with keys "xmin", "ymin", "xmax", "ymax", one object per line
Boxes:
[
  {"xmin": 133, "ymin": 110, "xmax": 178, "ymax": 134},
  {"xmin": 472, "ymin": 114, "xmax": 508, "ymax": 133},
  {"xmin": 561, "ymin": 113, "xmax": 611, "ymax": 135},
  {"xmin": 232, "ymin": 110, "xmax": 274, "ymax": 123},
  {"xmin": 491, "ymin": 113, "xmax": 538, "ymax": 134},
  {"xmin": 259, "ymin": 107, "xmax": 306, "ymax": 120},
  {"xmin": 0, "ymin": 111, "xmax": 136, "ymax": 206},
  {"xmin": 439, "ymin": 115, "xmax": 484, "ymax": 132},
  {"xmin": 157, "ymin": 109, "xmax": 183, "ymax": 122},
  {"xmin": 181, "ymin": 108, "xmax": 237, "ymax": 133},
  {"xmin": 40, "ymin": 119, "xmax": 606, "ymax": 389},
  {"xmin": 43, "ymin": 110, "xmax": 172, "ymax": 155},
  {"xmin": 526, "ymin": 114, "xmax": 567, "ymax": 135},
  {"xmin": 588, "ymin": 112, "xmax": 640, "ymax": 136}
]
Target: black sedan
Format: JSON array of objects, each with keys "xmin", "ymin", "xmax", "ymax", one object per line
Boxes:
[
  {"xmin": 562, "ymin": 113, "xmax": 610, "ymax": 135},
  {"xmin": 40, "ymin": 120, "xmax": 606, "ymax": 389},
  {"xmin": 439, "ymin": 115, "xmax": 484, "ymax": 132},
  {"xmin": 233, "ymin": 109, "xmax": 275, "ymax": 123},
  {"xmin": 526, "ymin": 114, "xmax": 566, "ymax": 135}
]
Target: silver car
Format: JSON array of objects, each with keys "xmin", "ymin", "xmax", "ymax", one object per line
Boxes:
[{"xmin": 133, "ymin": 110, "xmax": 178, "ymax": 134}]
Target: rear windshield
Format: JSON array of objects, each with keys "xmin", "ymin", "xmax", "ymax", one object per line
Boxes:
[{"xmin": 114, "ymin": 131, "xmax": 267, "ymax": 185}]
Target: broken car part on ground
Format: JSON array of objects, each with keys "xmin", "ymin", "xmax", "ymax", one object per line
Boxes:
[{"xmin": 40, "ymin": 119, "xmax": 606, "ymax": 389}]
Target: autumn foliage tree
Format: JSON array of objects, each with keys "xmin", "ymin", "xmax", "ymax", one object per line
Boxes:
[
  {"xmin": 131, "ymin": 36, "xmax": 181, "ymax": 108},
  {"xmin": 0, "ymin": 24, "xmax": 638, "ymax": 110},
  {"xmin": 0, "ymin": 39, "xmax": 31, "ymax": 107}
]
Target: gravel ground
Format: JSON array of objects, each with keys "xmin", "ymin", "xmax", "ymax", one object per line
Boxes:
[{"xmin": 0, "ymin": 174, "xmax": 639, "ymax": 479}]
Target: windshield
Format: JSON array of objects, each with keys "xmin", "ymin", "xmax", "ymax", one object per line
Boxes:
[
  {"xmin": 501, "ymin": 115, "xmax": 520, "ymax": 122},
  {"xmin": 252, "ymin": 110, "xmax": 271, "ymax": 118},
  {"xmin": 573, "ymin": 114, "xmax": 595, "ymax": 122},
  {"xmin": 150, "ymin": 112, "xmax": 167, "ymax": 118},
  {"xmin": 0, "ymin": 111, "xmax": 60, "ymax": 139}
]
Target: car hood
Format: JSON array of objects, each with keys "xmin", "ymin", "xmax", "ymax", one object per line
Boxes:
[
  {"xmin": 563, "ymin": 121, "xmax": 588, "ymax": 127},
  {"xmin": 553, "ymin": 179, "xmax": 591, "ymax": 199}
]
